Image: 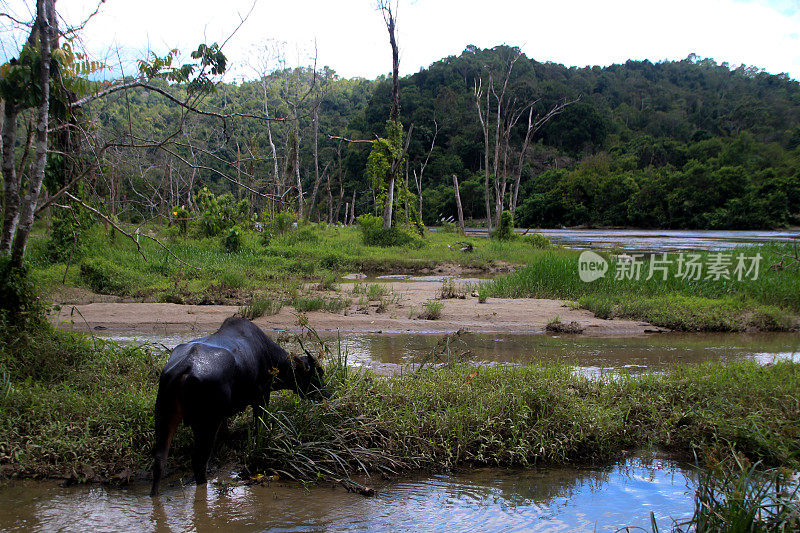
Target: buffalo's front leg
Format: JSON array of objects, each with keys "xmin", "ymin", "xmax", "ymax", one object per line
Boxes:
[{"xmin": 191, "ymin": 419, "xmax": 223, "ymax": 485}]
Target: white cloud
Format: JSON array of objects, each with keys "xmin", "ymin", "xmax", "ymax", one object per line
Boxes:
[{"xmin": 1, "ymin": 0, "xmax": 799, "ymax": 80}]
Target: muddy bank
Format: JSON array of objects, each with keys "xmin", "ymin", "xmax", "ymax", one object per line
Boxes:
[{"xmin": 51, "ymin": 281, "xmax": 665, "ymax": 337}]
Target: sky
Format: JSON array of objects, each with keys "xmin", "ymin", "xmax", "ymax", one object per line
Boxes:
[{"xmin": 2, "ymin": 0, "xmax": 800, "ymax": 81}]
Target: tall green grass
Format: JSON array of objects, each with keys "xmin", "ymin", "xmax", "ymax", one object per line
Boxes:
[
  {"xmin": 26, "ymin": 222, "xmax": 545, "ymax": 304},
  {"xmin": 3, "ymin": 324, "xmax": 799, "ymax": 481},
  {"xmin": 484, "ymin": 244, "xmax": 800, "ymax": 331}
]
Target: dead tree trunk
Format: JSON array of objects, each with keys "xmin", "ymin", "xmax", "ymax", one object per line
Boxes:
[
  {"xmin": 379, "ymin": 0, "xmax": 401, "ymax": 230},
  {"xmin": 453, "ymin": 174, "xmax": 465, "ymax": 234}
]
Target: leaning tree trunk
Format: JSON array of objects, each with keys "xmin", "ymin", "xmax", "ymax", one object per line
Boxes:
[{"xmin": 453, "ymin": 174, "xmax": 465, "ymax": 234}]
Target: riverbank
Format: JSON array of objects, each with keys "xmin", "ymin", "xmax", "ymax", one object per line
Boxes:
[
  {"xmin": 1, "ymin": 327, "xmax": 798, "ymax": 484},
  {"xmin": 23, "ymin": 223, "xmax": 799, "ymax": 333},
  {"xmin": 50, "ymin": 281, "xmax": 666, "ymax": 337}
]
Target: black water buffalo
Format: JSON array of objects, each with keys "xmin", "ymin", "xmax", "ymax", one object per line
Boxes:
[{"xmin": 150, "ymin": 316, "xmax": 330, "ymax": 496}]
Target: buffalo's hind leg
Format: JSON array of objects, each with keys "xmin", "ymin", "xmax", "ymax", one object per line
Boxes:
[
  {"xmin": 191, "ymin": 419, "xmax": 223, "ymax": 485},
  {"xmin": 151, "ymin": 396, "xmax": 183, "ymax": 497}
]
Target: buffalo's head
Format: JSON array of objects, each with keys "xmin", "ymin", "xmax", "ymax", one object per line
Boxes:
[{"xmin": 292, "ymin": 351, "xmax": 332, "ymax": 400}]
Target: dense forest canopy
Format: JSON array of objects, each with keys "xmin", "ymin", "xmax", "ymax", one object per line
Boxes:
[{"xmin": 13, "ymin": 45, "xmax": 800, "ymax": 229}]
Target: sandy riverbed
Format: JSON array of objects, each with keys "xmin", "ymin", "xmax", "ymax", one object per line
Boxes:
[{"xmin": 51, "ymin": 281, "xmax": 665, "ymax": 337}]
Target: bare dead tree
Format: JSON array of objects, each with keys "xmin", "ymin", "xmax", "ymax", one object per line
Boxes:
[
  {"xmin": 377, "ymin": 0, "xmax": 402, "ymax": 230},
  {"xmin": 453, "ymin": 174, "xmax": 465, "ymax": 234},
  {"xmin": 474, "ymin": 48, "xmax": 578, "ymax": 229},
  {"xmin": 412, "ymin": 117, "xmax": 438, "ymax": 221}
]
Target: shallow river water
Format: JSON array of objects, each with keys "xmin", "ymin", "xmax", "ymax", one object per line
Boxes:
[
  {"xmin": 0, "ymin": 454, "xmax": 696, "ymax": 532},
  {"xmin": 460, "ymin": 227, "xmax": 799, "ymax": 253},
  {"xmin": 96, "ymin": 330, "xmax": 800, "ymax": 377}
]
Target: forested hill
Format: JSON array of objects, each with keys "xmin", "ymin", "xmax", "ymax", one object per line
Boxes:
[
  {"xmin": 359, "ymin": 46, "xmax": 800, "ymax": 229},
  {"xmin": 93, "ymin": 46, "xmax": 800, "ymax": 229}
]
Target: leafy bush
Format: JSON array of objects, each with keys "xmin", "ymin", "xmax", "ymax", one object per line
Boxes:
[
  {"xmin": 356, "ymin": 214, "xmax": 421, "ymax": 247},
  {"xmin": 222, "ymin": 225, "xmax": 243, "ymax": 253},
  {"xmin": 0, "ymin": 258, "xmax": 45, "ymax": 331},
  {"xmin": 171, "ymin": 205, "xmax": 190, "ymax": 236},
  {"xmin": 79, "ymin": 258, "xmax": 131, "ymax": 295},
  {"xmin": 269, "ymin": 210, "xmax": 297, "ymax": 235},
  {"xmin": 197, "ymin": 188, "xmax": 251, "ymax": 237},
  {"xmin": 44, "ymin": 207, "xmax": 94, "ymax": 263},
  {"xmin": 522, "ymin": 233, "xmax": 553, "ymax": 248},
  {"xmin": 490, "ymin": 210, "xmax": 516, "ymax": 241}
]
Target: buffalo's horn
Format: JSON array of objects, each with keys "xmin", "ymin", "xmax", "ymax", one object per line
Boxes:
[{"xmin": 296, "ymin": 337, "xmax": 320, "ymax": 365}]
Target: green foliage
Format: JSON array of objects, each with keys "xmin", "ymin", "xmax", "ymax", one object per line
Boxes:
[
  {"xmin": 171, "ymin": 205, "xmax": 190, "ymax": 236},
  {"xmin": 222, "ymin": 225, "xmax": 243, "ymax": 253},
  {"xmin": 491, "ymin": 211, "xmax": 516, "ymax": 240},
  {"xmin": 485, "ymin": 244, "xmax": 800, "ymax": 331},
  {"xmin": 78, "ymin": 258, "xmax": 131, "ymax": 296},
  {"xmin": 269, "ymin": 210, "xmax": 297, "ymax": 235},
  {"xmin": 0, "ymin": 258, "xmax": 45, "ymax": 332},
  {"xmin": 356, "ymin": 214, "xmax": 421, "ymax": 247},
  {"xmin": 239, "ymin": 293, "xmax": 283, "ymax": 319},
  {"xmin": 366, "ymin": 120, "xmax": 405, "ymax": 207},
  {"xmin": 137, "ymin": 42, "xmax": 226, "ymax": 95},
  {"xmin": 522, "ymin": 233, "xmax": 553, "ymax": 248},
  {"xmin": 196, "ymin": 188, "xmax": 250, "ymax": 237},
  {"xmin": 419, "ymin": 299, "xmax": 444, "ymax": 320},
  {"xmin": 677, "ymin": 454, "xmax": 800, "ymax": 531}
]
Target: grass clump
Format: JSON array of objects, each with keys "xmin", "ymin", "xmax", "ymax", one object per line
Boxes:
[
  {"xmin": 490, "ymin": 210, "xmax": 516, "ymax": 241},
  {"xmin": 2, "ymin": 320, "xmax": 800, "ymax": 487},
  {"xmin": 239, "ymin": 294, "xmax": 283, "ymax": 319},
  {"xmin": 485, "ymin": 244, "xmax": 800, "ymax": 332},
  {"xmin": 521, "ymin": 233, "xmax": 553, "ymax": 249},
  {"xmin": 438, "ymin": 277, "xmax": 466, "ymax": 299},
  {"xmin": 366, "ymin": 283, "xmax": 390, "ymax": 301},
  {"xmin": 418, "ymin": 299, "xmax": 444, "ymax": 320},
  {"xmin": 316, "ymin": 273, "xmax": 339, "ymax": 291},
  {"xmin": 668, "ymin": 453, "xmax": 800, "ymax": 532}
]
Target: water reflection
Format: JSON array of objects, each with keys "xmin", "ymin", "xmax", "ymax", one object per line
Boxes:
[
  {"xmin": 95, "ymin": 330, "xmax": 800, "ymax": 377},
  {"xmin": 0, "ymin": 455, "xmax": 696, "ymax": 532},
  {"xmin": 458, "ymin": 227, "xmax": 799, "ymax": 253},
  {"xmin": 332, "ymin": 332, "xmax": 800, "ymax": 376}
]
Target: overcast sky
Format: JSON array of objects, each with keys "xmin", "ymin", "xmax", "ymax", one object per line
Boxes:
[{"xmin": 2, "ymin": 0, "xmax": 799, "ymax": 81}]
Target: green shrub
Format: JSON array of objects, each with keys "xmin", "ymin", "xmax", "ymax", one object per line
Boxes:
[
  {"xmin": 490, "ymin": 210, "xmax": 516, "ymax": 241},
  {"xmin": 356, "ymin": 214, "xmax": 421, "ymax": 247},
  {"xmin": 522, "ymin": 233, "xmax": 553, "ymax": 248},
  {"xmin": 269, "ymin": 210, "xmax": 296, "ymax": 235},
  {"xmin": 44, "ymin": 208, "xmax": 94, "ymax": 263},
  {"xmin": 222, "ymin": 226, "xmax": 243, "ymax": 253},
  {"xmin": 78, "ymin": 258, "xmax": 131, "ymax": 296},
  {"xmin": 171, "ymin": 205, "xmax": 191, "ymax": 236},
  {"xmin": 0, "ymin": 258, "xmax": 46, "ymax": 331},
  {"xmin": 439, "ymin": 221, "xmax": 460, "ymax": 233}
]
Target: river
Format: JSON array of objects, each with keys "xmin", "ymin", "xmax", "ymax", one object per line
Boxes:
[{"xmin": 0, "ymin": 453, "xmax": 696, "ymax": 532}]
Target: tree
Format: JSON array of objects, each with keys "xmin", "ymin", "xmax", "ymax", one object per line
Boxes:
[
  {"xmin": 1, "ymin": 0, "xmax": 57, "ymax": 266},
  {"xmin": 376, "ymin": 0, "xmax": 403, "ymax": 230}
]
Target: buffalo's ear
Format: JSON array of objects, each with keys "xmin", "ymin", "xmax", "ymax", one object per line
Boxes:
[{"xmin": 292, "ymin": 353, "xmax": 311, "ymax": 372}]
